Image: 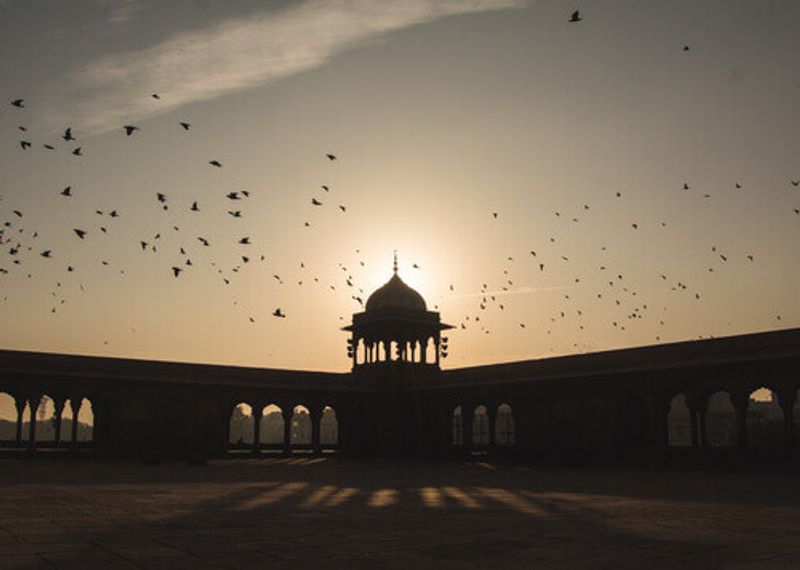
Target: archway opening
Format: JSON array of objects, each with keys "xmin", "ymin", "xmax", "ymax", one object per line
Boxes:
[
  {"xmin": 35, "ymin": 395, "xmax": 58, "ymax": 444},
  {"xmin": 667, "ymin": 394, "xmax": 691, "ymax": 447},
  {"xmin": 471, "ymin": 405, "xmax": 489, "ymax": 450},
  {"xmin": 495, "ymin": 403, "xmax": 515, "ymax": 447},
  {"xmin": 747, "ymin": 387, "xmax": 783, "ymax": 447},
  {"xmin": 451, "ymin": 406, "xmax": 463, "ymax": 447},
  {"xmin": 320, "ymin": 406, "xmax": 339, "ymax": 450},
  {"xmin": 76, "ymin": 398, "xmax": 94, "ymax": 444},
  {"xmin": 228, "ymin": 403, "xmax": 254, "ymax": 449},
  {"xmin": 261, "ymin": 404, "xmax": 284, "ymax": 449},
  {"xmin": 705, "ymin": 391, "xmax": 736, "ymax": 447},
  {"xmin": 0, "ymin": 392, "xmax": 16, "ymax": 443},
  {"xmin": 291, "ymin": 405, "xmax": 312, "ymax": 448}
]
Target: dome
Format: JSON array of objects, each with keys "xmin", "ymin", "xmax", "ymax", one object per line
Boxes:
[{"xmin": 365, "ymin": 273, "xmax": 427, "ymax": 312}]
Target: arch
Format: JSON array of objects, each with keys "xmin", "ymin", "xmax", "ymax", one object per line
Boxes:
[
  {"xmin": 0, "ymin": 392, "xmax": 16, "ymax": 442},
  {"xmin": 320, "ymin": 406, "xmax": 339, "ymax": 448},
  {"xmin": 260, "ymin": 404, "xmax": 285, "ymax": 445},
  {"xmin": 704, "ymin": 391, "xmax": 736, "ymax": 447},
  {"xmin": 228, "ymin": 403, "xmax": 254, "ymax": 446},
  {"xmin": 667, "ymin": 394, "xmax": 691, "ymax": 447},
  {"xmin": 471, "ymin": 405, "xmax": 489, "ymax": 449},
  {"xmin": 76, "ymin": 398, "xmax": 94, "ymax": 443},
  {"xmin": 451, "ymin": 406, "xmax": 464, "ymax": 447},
  {"xmin": 746, "ymin": 387, "xmax": 783, "ymax": 447},
  {"xmin": 495, "ymin": 403, "xmax": 515, "ymax": 447},
  {"xmin": 20, "ymin": 400, "xmax": 31, "ymax": 442},
  {"xmin": 35, "ymin": 395, "xmax": 58, "ymax": 443},
  {"xmin": 62, "ymin": 399, "xmax": 75, "ymax": 444},
  {"xmin": 291, "ymin": 405, "xmax": 312, "ymax": 446},
  {"xmin": 424, "ymin": 337, "xmax": 435, "ymax": 364}
]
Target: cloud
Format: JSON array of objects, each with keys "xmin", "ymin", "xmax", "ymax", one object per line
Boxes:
[{"xmin": 45, "ymin": 0, "xmax": 524, "ymax": 134}]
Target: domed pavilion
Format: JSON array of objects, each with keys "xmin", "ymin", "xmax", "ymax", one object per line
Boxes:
[{"xmin": 343, "ymin": 253, "xmax": 453, "ymax": 371}]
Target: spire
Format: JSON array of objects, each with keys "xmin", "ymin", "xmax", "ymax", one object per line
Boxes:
[{"xmin": 393, "ymin": 250, "xmax": 398, "ymax": 275}]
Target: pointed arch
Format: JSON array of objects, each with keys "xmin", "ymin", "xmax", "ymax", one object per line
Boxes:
[
  {"xmin": 471, "ymin": 405, "xmax": 489, "ymax": 449},
  {"xmin": 291, "ymin": 405, "xmax": 312, "ymax": 446},
  {"xmin": 667, "ymin": 394, "xmax": 691, "ymax": 447},
  {"xmin": 746, "ymin": 387, "xmax": 783, "ymax": 447},
  {"xmin": 495, "ymin": 403, "xmax": 515, "ymax": 447},
  {"xmin": 320, "ymin": 406, "xmax": 339, "ymax": 448},
  {"xmin": 704, "ymin": 391, "xmax": 736, "ymax": 447},
  {"xmin": 260, "ymin": 404, "xmax": 285, "ymax": 445},
  {"xmin": 228, "ymin": 403, "xmax": 254, "ymax": 446},
  {"xmin": 0, "ymin": 392, "xmax": 16, "ymax": 442}
]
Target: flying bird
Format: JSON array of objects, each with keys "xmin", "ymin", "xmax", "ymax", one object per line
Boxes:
[
  {"xmin": 61, "ymin": 186, "xmax": 72, "ymax": 197},
  {"xmin": 209, "ymin": 160, "xmax": 223, "ymax": 167},
  {"xmin": 273, "ymin": 308, "xmax": 286, "ymax": 318},
  {"xmin": 123, "ymin": 125, "xmax": 139, "ymax": 136},
  {"xmin": 338, "ymin": 205, "xmax": 346, "ymax": 212},
  {"xmin": 73, "ymin": 229, "xmax": 87, "ymax": 239},
  {"xmin": 326, "ymin": 154, "xmax": 337, "ymax": 161},
  {"xmin": 569, "ymin": 10, "xmax": 582, "ymax": 22},
  {"xmin": 238, "ymin": 237, "xmax": 250, "ymax": 245},
  {"xmin": 11, "ymin": 99, "xmax": 24, "ymax": 108},
  {"xmin": 179, "ymin": 122, "xmax": 191, "ymax": 130},
  {"xmin": 19, "ymin": 141, "xmax": 31, "ymax": 150},
  {"xmin": 228, "ymin": 210, "xmax": 242, "ymax": 218},
  {"xmin": 71, "ymin": 147, "xmax": 82, "ymax": 156},
  {"xmin": 311, "ymin": 198, "xmax": 323, "ymax": 206},
  {"xmin": 322, "ymin": 185, "xmax": 330, "ymax": 192},
  {"xmin": 190, "ymin": 201, "xmax": 200, "ymax": 212},
  {"xmin": 226, "ymin": 192, "xmax": 240, "ymax": 200},
  {"xmin": 40, "ymin": 250, "xmax": 51, "ymax": 258},
  {"xmin": 197, "ymin": 237, "xmax": 210, "ymax": 246},
  {"xmin": 43, "ymin": 144, "xmax": 55, "ymax": 150},
  {"xmin": 683, "ymin": 182, "xmax": 690, "ymax": 190},
  {"xmin": 151, "ymin": 94, "xmax": 161, "ymax": 100},
  {"xmin": 171, "ymin": 267, "xmax": 182, "ymax": 277},
  {"xmin": 63, "ymin": 128, "xmax": 75, "ymax": 142}
]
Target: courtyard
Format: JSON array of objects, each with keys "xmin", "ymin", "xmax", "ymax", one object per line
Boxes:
[{"xmin": 1, "ymin": 457, "xmax": 800, "ymax": 569}]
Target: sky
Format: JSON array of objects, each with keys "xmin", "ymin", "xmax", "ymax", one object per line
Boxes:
[{"xmin": 0, "ymin": 0, "xmax": 799, "ymax": 388}]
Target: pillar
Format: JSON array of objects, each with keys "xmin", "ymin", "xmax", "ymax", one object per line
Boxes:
[
  {"xmin": 435, "ymin": 338, "xmax": 441, "ymax": 366},
  {"xmin": 733, "ymin": 392, "xmax": 748, "ymax": 448},
  {"xmin": 28, "ymin": 396, "xmax": 39, "ymax": 449},
  {"xmin": 14, "ymin": 396, "xmax": 24, "ymax": 444},
  {"xmin": 53, "ymin": 398, "xmax": 65, "ymax": 446},
  {"xmin": 283, "ymin": 408, "xmax": 293, "ymax": 454},
  {"xmin": 487, "ymin": 405, "xmax": 497, "ymax": 452},
  {"xmin": 463, "ymin": 405, "xmax": 474, "ymax": 455},
  {"xmin": 71, "ymin": 398, "xmax": 82, "ymax": 448},
  {"xmin": 311, "ymin": 408, "xmax": 322, "ymax": 455},
  {"xmin": 252, "ymin": 406, "xmax": 262, "ymax": 455}
]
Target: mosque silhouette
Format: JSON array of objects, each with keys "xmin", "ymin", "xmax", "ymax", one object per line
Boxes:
[{"xmin": 0, "ymin": 256, "xmax": 799, "ymax": 462}]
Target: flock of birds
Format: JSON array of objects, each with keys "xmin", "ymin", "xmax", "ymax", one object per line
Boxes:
[{"xmin": 2, "ymin": 9, "xmax": 799, "ymax": 359}]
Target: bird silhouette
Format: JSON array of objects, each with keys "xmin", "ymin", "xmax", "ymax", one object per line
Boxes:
[
  {"xmin": 11, "ymin": 99, "xmax": 24, "ymax": 108},
  {"xmin": 171, "ymin": 267, "xmax": 182, "ymax": 277},
  {"xmin": 683, "ymin": 45, "xmax": 690, "ymax": 51},
  {"xmin": 239, "ymin": 237, "xmax": 250, "ymax": 245},
  {"xmin": 338, "ymin": 205, "xmax": 346, "ymax": 212},
  {"xmin": 228, "ymin": 210, "xmax": 242, "ymax": 217},
  {"xmin": 326, "ymin": 154, "xmax": 337, "ymax": 161},
  {"xmin": 151, "ymin": 94, "xmax": 161, "ymax": 100},
  {"xmin": 43, "ymin": 144, "xmax": 55, "ymax": 150},
  {"xmin": 197, "ymin": 237, "xmax": 210, "ymax": 246},
  {"xmin": 683, "ymin": 182, "xmax": 690, "ymax": 190},
  {"xmin": 226, "ymin": 192, "xmax": 240, "ymax": 200},
  {"xmin": 190, "ymin": 201, "xmax": 200, "ymax": 212},
  {"xmin": 71, "ymin": 147, "xmax": 82, "ymax": 156},
  {"xmin": 569, "ymin": 10, "xmax": 582, "ymax": 22},
  {"xmin": 791, "ymin": 180, "xmax": 799, "ymax": 187},
  {"xmin": 209, "ymin": 160, "xmax": 223, "ymax": 168},
  {"xmin": 73, "ymin": 229, "xmax": 87, "ymax": 239},
  {"xmin": 273, "ymin": 308, "xmax": 286, "ymax": 318},
  {"xmin": 63, "ymin": 128, "xmax": 75, "ymax": 142},
  {"xmin": 19, "ymin": 141, "xmax": 31, "ymax": 150},
  {"xmin": 61, "ymin": 186, "xmax": 72, "ymax": 197},
  {"xmin": 311, "ymin": 198, "xmax": 323, "ymax": 206},
  {"xmin": 179, "ymin": 122, "xmax": 191, "ymax": 130},
  {"xmin": 322, "ymin": 185, "xmax": 330, "ymax": 192},
  {"xmin": 123, "ymin": 125, "xmax": 139, "ymax": 136},
  {"xmin": 40, "ymin": 250, "xmax": 51, "ymax": 258}
]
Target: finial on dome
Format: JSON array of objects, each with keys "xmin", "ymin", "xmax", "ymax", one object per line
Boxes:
[{"xmin": 393, "ymin": 250, "xmax": 398, "ymax": 274}]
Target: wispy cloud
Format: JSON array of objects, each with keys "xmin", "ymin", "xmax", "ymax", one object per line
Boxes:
[{"xmin": 45, "ymin": 0, "xmax": 524, "ymax": 134}]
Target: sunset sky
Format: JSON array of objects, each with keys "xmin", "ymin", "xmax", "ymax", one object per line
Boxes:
[{"xmin": 1, "ymin": 0, "xmax": 799, "ymax": 376}]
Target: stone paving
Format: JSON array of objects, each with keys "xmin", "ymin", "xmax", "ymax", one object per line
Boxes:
[{"xmin": 1, "ymin": 457, "xmax": 800, "ymax": 569}]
